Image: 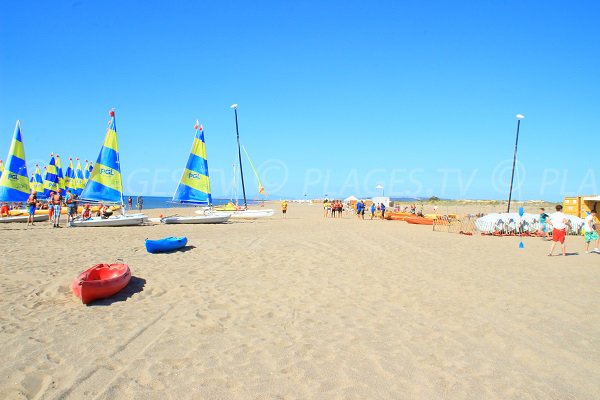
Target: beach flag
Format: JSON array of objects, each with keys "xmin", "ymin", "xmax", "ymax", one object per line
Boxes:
[
  {"xmin": 65, "ymin": 158, "xmax": 76, "ymax": 193},
  {"xmin": 0, "ymin": 121, "xmax": 31, "ymax": 202},
  {"xmin": 43, "ymin": 154, "xmax": 60, "ymax": 197},
  {"xmin": 79, "ymin": 110, "xmax": 124, "ymax": 203},
  {"xmin": 518, "ymin": 207, "xmax": 525, "ymax": 249},
  {"xmin": 172, "ymin": 120, "xmax": 213, "ymax": 204},
  {"xmin": 75, "ymin": 158, "xmax": 84, "ymax": 196},
  {"xmin": 55, "ymin": 155, "xmax": 65, "ymax": 193},
  {"xmin": 33, "ymin": 165, "xmax": 44, "ymax": 193}
]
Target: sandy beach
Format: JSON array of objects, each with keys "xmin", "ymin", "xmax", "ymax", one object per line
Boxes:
[{"xmin": 1, "ymin": 201, "xmax": 599, "ymax": 399}]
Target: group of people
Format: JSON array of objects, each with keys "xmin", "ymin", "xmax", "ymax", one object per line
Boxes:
[
  {"xmin": 27, "ymin": 189, "xmax": 79, "ymax": 228},
  {"xmin": 127, "ymin": 196, "xmax": 144, "ymax": 210},
  {"xmin": 322, "ymin": 199, "xmax": 388, "ymax": 220},
  {"xmin": 540, "ymin": 205, "xmax": 599, "ymax": 256},
  {"xmin": 323, "ymin": 200, "xmax": 344, "ymax": 218}
]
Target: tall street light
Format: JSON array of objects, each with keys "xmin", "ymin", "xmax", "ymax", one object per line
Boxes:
[
  {"xmin": 230, "ymin": 104, "xmax": 248, "ymax": 210},
  {"xmin": 507, "ymin": 114, "xmax": 525, "ymax": 213}
]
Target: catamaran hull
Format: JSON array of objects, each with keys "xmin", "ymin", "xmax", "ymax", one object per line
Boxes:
[
  {"xmin": 162, "ymin": 213, "xmax": 230, "ymax": 224},
  {"xmin": 0, "ymin": 214, "xmax": 47, "ymax": 223},
  {"xmin": 196, "ymin": 209, "xmax": 274, "ymax": 219},
  {"xmin": 71, "ymin": 214, "xmax": 148, "ymax": 227}
]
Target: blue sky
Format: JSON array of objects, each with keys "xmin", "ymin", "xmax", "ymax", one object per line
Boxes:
[{"xmin": 1, "ymin": 0, "xmax": 598, "ymax": 201}]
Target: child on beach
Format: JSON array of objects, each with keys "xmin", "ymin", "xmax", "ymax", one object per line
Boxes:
[
  {"xmin": 370, "ymin": 203, "xmax": 375, "ymax": 219},
  {"xmin": 583, "ymin": 210, "xmax": 599, "ymax": 254},
  {"xmin": 539, "ymin": 208, "xmax": 551, "ymax": 240},
  {"xmin": 281, "ymin": 200, "xmax": 288, "ymax": 218},
  {"xmin": 51, "ymin": 191, "xmax": 62, "ymax": 228}
]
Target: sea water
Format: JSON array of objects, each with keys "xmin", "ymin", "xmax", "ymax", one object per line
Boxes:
[{"xmin": 123, "ymin": 196, "xmax": 262, "ymax": 210}]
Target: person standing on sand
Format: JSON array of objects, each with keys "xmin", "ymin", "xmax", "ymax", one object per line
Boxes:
[
  {"xmin": 137, "ymin": 196, "xmax": 144, "ymax": 210},
  {"xmin": 380, "ymin": 203, "xmax": 386, "ymax": 219},
  {"xmin": 583, "ymin": 210, "xmax": 599, "ymax": 254},
  {"xmin": 539, "ymin": 208, "xmax": 551, "ymax": 240},
  {"xmin": 26, "ymin": 191, "xmax": 37, "ymax": 226},
  {"xmin": 281, "ymin": 199, "xmax": 288, "ymax": 218},
  {"xmin": 370, "ymin": 203, "xmax": 376, "ymax": 219},
  {"xmin": 65, "ymin": 189, "xmax": 77, "ymax": 227},
  {"xmin": 51, "ymin": 190, "xmax": 62, "ymax": 228},
  {"xmin": 47, "ymin": 191, "xmax": 55, "ymax": 224},
  {"xmin": 323, "ymin": 199, "xmax": 329, "ymax": 218},
  {"xmin": 547, "ymin": 204, "xmax": 569, "ymax": 256},
  {"xmin": 128, "ymin": 196, "xmax": 133, "ymax": 210}
]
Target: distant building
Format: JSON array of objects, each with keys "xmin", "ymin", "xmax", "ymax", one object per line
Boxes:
[{"xmin": 371, "ymin": 196, "xmax": 390, "ymax": 208}]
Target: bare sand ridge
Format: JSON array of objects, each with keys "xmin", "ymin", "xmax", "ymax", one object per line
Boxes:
[{"xmin": 1, "ymin": 202, "xmax": 599, "ymax": 399}]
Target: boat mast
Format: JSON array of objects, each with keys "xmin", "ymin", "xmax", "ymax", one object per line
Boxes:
[
  {"xmin": 111, "ymin": 109, "xmax": 126, "ymax": 215},
  {"xmin": 231, "ymin": 104, "xmax": 247, "ymax": 210}
]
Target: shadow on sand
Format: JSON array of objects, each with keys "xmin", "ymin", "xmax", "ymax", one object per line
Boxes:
[
  {"xmin": 89, "ymin": 276, "xmax": 146, "ymax": 306},
  {"xmin": 150, "ymin": 245, "xmax": 197, "ymax": 254}
]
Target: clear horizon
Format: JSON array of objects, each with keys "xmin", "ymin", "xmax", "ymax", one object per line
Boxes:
[{"xmin": 1, "ymin": 1, "xmax": 598, "ymax": 202}]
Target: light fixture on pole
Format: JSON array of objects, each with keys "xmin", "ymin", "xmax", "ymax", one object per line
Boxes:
[
  {"xmin": 230, "ymin": 104, "xmax": 248, "ymax": 210},
  {"xmin": 507, "ymin": 114, "xmax": 525, "ymax": 213}
]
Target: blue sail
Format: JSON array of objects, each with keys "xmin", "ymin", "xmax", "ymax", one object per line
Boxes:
[{"xmin": 172, "ymin": 121, "xmax": 212, "ymax": 205}]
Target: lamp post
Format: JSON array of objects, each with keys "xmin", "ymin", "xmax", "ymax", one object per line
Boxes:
[
  {"xmin": 230, "ymin": 104, "xmax": 248, "ymax": 210},
  {"xmin": 507, "ymin": 114, "xmax": 525, "ymax": 213}
]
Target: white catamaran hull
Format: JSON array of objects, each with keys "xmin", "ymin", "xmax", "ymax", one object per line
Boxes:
[
  {"xmin": 0, "ymin": 214, "xmax": 48, "ymax": 223},
  {"xmin": 71, "ymin": 213, "xmax": 148, "ymax": 227},
  {"xmin": 162, "ymin": 213, "xmax": 230, "ymax": 224},
  {"xmin": 198, "ymin": 209, "xmax": 275, "ymax": 219}
]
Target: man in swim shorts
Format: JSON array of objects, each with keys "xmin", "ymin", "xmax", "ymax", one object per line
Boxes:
[
  {"xmin": 547, "ymin": 204, "xmax": 569, "ymax": 256},
  {"xmin": 27, "ymin": 191, "xmax": 37, "ymax": 226},
  {"xmin": 52, "ymin": 190, "xmax": 62, "ymax": 228},
  {"xmin": 583, "ymin": 210, "xmax": 599, "ymax": 254}
]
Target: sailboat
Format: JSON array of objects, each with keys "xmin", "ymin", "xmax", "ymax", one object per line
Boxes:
[
  {"xmin": 0, "ymin": 121, "xmax": 46, "ymax": 223},
  {"xmin": 203, "ymin": 105, "xmax": 273, "ymax": 219},
  {"xmin": 162, "ymin": 121, "xmax": 230, "ymax": 224},
  {"xmin": 72, "ymin": 110, "xmax": 147, "ymax": 227}
]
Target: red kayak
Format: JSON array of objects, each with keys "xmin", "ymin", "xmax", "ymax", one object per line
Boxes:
[
  {"xmin": 71, "ymin": 263, "xmax": 131, "ymax": 304},
  {"xmin": 405, "ymin": 217, "xmax": 434, "ymax": 225}
]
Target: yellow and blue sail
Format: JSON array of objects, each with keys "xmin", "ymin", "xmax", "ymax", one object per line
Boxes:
[
  {"xmin": 33, "ymin": 165, "xmax": 44, "ymax": 193},
  {"xmin": 80, "ymin": 111, "xmax": 123, "ymax": 204},
  {"xmin": 83, "ymin": 160, "xmax": 90, "ymax": 183},
  {"xmin": 0, "ymin": 121, "xmax": 31, "ymax": 202},
  {"xmin": 0, "ymin": 160, "xmax": 4, "ymax": 174},
  {"xmin": 65, "ymin": 158, "xmax": 76, "ymax": 193},
  {"xmin": 173, "ymin": 121, "xmax": 212, "ymax": 204},
  {"xmin": 55, "ymin": 155, "xmax": 65, "ymax": 192},
  {"xmin": 43, "ymin": 154, "xmax": 60, "ymax": 197},
  {"xmin": 75, "ymin": 159, "xmax": 84, "ymax": 196}
]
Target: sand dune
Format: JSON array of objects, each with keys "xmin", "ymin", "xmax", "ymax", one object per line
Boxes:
[{"xmin": 1, "ymin": 202, "xmax": 599, "ymax": 399}]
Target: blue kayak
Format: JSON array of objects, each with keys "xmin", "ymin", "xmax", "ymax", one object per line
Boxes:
[{"xmin": 145, "ymin": 236, "xmax": 188, "ymax": 253}]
